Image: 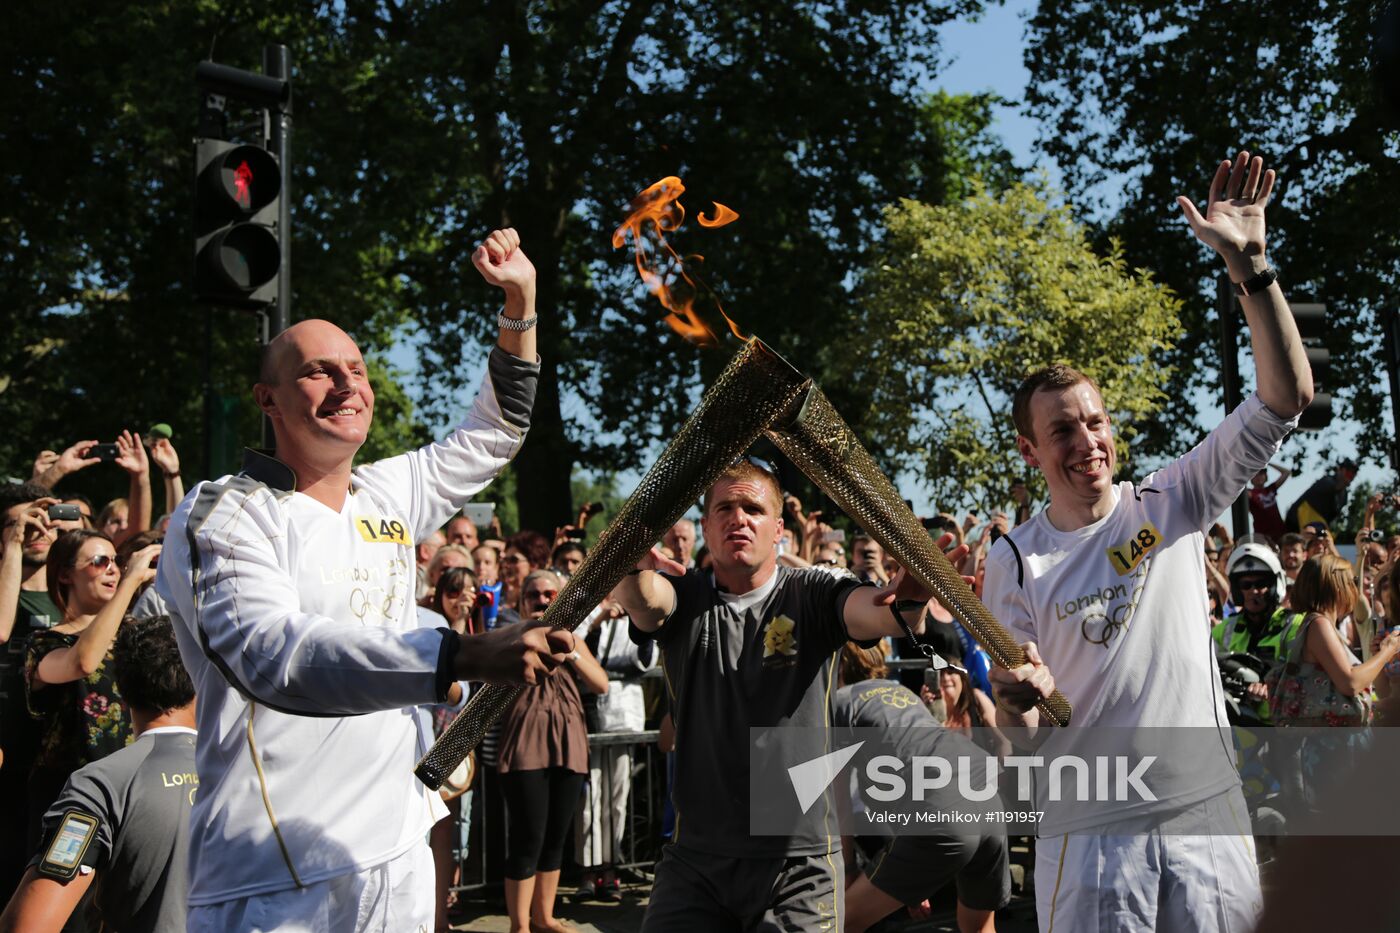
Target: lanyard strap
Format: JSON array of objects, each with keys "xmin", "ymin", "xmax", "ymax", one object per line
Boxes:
[{"xmin": 890, "ymin": 601, "xmax": 964, "ymax": 673}]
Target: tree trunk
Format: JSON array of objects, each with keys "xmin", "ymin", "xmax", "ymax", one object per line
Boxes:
[
  {"xmin": 509, "ymin": 225, "xmax": 575, "ymax": 535},
  {"xmin": 513, "ymin": 355, "xmax": 575, "ymax": 535}
]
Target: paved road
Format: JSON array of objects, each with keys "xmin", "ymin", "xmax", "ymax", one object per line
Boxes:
[{"xmin": 452, "ymin": 884, "xmax": 1041, "ymax": 932}]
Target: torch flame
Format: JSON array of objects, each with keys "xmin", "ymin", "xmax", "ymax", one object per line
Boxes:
[
  {"xmin": 696, "ymin": 202, "xmax": 739, "ymax": 228},
  {"xmin": 612, "ymin": 177, "xmax": 747, "ymax": 346}
]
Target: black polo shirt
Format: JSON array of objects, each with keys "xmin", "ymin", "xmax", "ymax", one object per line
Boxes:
[{"xmin": 638, "ymin": 565, "xmax": 864, "ymax": 857}]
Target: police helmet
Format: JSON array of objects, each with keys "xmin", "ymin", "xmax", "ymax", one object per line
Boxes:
[{"xmin": 1226, "ymin": 541, "xmax": 1287, "ymax": 610}]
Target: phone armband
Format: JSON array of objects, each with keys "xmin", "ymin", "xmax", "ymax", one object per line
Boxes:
[{"xmin": 36, "ymin": 809, "xmax": 100, "ymax": 881}]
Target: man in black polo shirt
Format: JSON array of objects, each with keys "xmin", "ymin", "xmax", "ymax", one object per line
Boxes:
[
  {"xmin": 620, "ymin": 459, "xmax": 951, "ymax": 931},
  {"xmin": 0, "ymin": 615, "xmax": 196, "ymax": 933}
]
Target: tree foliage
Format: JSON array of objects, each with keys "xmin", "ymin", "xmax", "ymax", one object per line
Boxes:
[
  {"xmin": 4, "ymin": 0, "xmax": 1001, "ymax": 528},
  {"xmin": 836, "ymin": 180, "xmax": 1183, "ymax": 512},
  {"xmin": 1023, "ymin": 0, "xmax": 1400, "ymax": 469},
  {"xmin": 1, "ymin": 2, "xmax": 421, "ymax": 505}
]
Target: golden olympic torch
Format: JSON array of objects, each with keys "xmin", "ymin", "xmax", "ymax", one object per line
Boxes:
[
  {"xmin": 766, "ymin": 383, "xmax": 1072, "ymax": 726},
  {"xmin": 414, "ymin": 178, "xmax": 1070, "ymax": 790},
  {"xmin": 416, "ymin": 339, "xmax": 811, "ymax": 789}
]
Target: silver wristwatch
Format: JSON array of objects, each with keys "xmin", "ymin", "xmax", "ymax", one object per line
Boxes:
[{"xmin": 497, "ymin": 312, "xmax": 538, "ymax": 332}]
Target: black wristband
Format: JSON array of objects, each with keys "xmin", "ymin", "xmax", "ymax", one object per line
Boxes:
[
  {"xmin": 1232, "ymin": 265, "xmax": 1278, "ymax": 297},
  {"xmin": 434, "ymin": 629, "xmax": 463, "ymax": 701}
]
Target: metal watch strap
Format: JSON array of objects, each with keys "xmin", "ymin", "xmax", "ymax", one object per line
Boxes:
[
  {"xmin": 497, "ymin": 312, "xmax": 538, "ymax": 332},
  {"xmin": 1232, "ymin": 266, "xmax": 1278, "ymax": 297}
]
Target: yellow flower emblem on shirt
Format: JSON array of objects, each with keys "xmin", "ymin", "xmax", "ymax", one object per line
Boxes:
[{"xmin": 763, "ymin": 615, "xmax": 798, "ymax": 658}]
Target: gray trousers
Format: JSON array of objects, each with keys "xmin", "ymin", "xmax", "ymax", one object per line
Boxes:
[{"xmin": 641, "ymin": 843, "xmax": 843, "ymax": 932}]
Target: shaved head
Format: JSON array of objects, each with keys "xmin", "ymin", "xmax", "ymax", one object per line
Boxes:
[
  {"xmin": 253, "ymin": 319, "xmax": 375, "ymax": 472},
  {"xmin": 259, "ymin": 320, "xmax": 361, "ymax": 386}
]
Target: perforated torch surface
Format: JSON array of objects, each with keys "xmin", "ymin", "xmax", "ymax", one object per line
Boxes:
[
  {"xmin": 766, "ymin": 386, "xmax": 1072, "ymax": 727},
  {"xmin": 416, "ymin": 339, "xmax": 812, "ymax": 789}
]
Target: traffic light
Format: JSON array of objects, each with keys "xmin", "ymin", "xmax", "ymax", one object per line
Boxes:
[
  {"xmin": 194, "ymin": 138, "xmax": 281, "ymax": 308},
  {"xmin": 1291, "ymin": 302, "xmax": 1332, "ymax": 430}
]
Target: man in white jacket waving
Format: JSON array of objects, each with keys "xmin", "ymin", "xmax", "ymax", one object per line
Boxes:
[
  {"xmin": 156, "ymin": 228, "xmax": 575, "ymax": 932},
  {"xmin": 983, "ymin": 154, "xmax": 1313, "ymax": 932}
]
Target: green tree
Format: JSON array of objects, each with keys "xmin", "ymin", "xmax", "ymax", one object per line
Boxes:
[
  {"xmin": 1, "ymin": 2, "xmax": 427, "ymax": 507},
  {"xmin": 836, "ymin": 180, "xmax": 1183, "ymax": 512},
  {"xmin": 1023, "ymin": 0, "xmax": 1398, "ymax": 468},
  {"xmin": 378, "ymin": 0, "xmax": 990, "ymax": 532}
]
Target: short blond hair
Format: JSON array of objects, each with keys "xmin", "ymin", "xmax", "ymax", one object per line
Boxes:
[
  {"xmin": 426, "ymin": 544, "xmax": 474, "ymax": 586},
  {"xmin": 703, "ymin": 460, "xmax": 783, "ymax": 517}
]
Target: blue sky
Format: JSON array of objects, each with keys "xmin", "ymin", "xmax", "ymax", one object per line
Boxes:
[{"xmin": 935, "ymin": 0, "xmax": 1047, "ymax": 184}]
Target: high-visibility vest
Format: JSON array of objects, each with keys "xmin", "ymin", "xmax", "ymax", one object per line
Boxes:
[{"xmin": 1211, "ymin": 608, "xmax": 1303, "ymax": 661}]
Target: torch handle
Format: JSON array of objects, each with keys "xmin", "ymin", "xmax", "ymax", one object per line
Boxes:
[{"xmin": 416, "ymin": 685, "xmax": 522, "ymax": 790}]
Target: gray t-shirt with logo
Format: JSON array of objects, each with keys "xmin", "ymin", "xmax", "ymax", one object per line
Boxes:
[
  {"xmin": 833, "ymin": 680, "xmax": 942, "ymax": 749},
  {"xmin": 833, "ymin": 680, "xmax": 997, "ymax": 828},
  {"xmin": 641, "ymin": 565, "xmax": 863, "ymax": 858},
  {"xmin": 33, "ymin": 729, "xmax": 196, "ymax": 933}
]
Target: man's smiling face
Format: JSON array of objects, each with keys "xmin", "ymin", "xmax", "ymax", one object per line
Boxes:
[
  {"xmin": 1017, "ymin": 380, "xmax": 1117, "ymax": 521},
  {"xmin": 255, "ymin": 320, "xmax": 375, "ymax": 464}
]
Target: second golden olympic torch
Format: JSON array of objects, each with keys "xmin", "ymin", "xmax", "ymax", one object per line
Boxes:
[{"xmin": 766, "ymin": 382, "xmax": 1072, "ymax": 727}]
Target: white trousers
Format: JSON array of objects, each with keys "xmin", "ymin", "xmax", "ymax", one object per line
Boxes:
[
  {"xmin": 576, "ymin": 745, "xmax": 631, "ymax": 868},
  {"xmin": 1036, "ymin": 790, "xmax": 1262, "ymax": 933},
  {"xmin": 187, "ymin": 842, "xmax": 434, "ymax": 933}
]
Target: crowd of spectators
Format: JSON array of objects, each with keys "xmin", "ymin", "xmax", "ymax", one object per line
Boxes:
[
  {"xmin": 1202, "ymin": 461, "xmax": 1400, "ymax": 838},
  {"xmin": 0, "ymin": 424, "xmax": 1054, "ymax": 929},
  {"xmin": 6, "ymin": 424, "xmax": 1394, "ymax": 930}
]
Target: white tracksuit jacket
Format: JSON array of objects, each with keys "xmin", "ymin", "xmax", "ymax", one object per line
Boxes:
[{"xmin": 155, "ymin": 347, "xmax": 537, "ymax": 906}]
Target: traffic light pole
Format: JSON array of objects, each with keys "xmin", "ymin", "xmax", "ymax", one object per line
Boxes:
[
  {"xmin": 1217, "ymin": 275, "xmax": 1251, "ymax": 537},
  {"xmin": 263, "ymin": 44, "xmax": 292, "ymax": 340},
  {"xmin": 194, "ymin": 51, "xmax": 293, "ymax": 453},
  {"xmin": 1384, "ymin": 309, "xmax": 1400, "ymax": 474}
]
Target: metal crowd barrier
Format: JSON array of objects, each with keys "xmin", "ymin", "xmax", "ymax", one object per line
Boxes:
[
  {"xmin": 450, "ymin": 729, "xmax": 665, "ymax": 895},
  {"xmin": 449, "ymin": 659, "xmax": 948, "ymax": 895}
]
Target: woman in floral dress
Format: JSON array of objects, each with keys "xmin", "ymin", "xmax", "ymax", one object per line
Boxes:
[{"xmin": 23, "ymin": 528, "xmax": 159, "ymax": 846}]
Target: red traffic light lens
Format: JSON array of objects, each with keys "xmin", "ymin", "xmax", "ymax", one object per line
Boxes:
[{"xmin": 214, "ymin": 146, "xmax": 280, "ymax": 214}]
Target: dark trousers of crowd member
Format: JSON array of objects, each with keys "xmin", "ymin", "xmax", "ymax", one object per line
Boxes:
[
  {"xmin": 642, "ymin": 845, "xmax": 843, "ymax": 932},
  {"xmin": 499, "ymin": 768, "xmax": 586, "ymax": 879}
]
